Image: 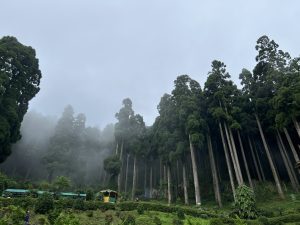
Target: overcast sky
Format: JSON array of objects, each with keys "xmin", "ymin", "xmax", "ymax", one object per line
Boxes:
[{"xmin": 1, "ymin": 0, "xmax": 299, "ymax": 128}]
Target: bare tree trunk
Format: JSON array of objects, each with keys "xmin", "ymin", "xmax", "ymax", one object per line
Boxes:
[
  {"xmin": 219, "ymin": 122, "xmax": 236, "ymax": 199},
  {"xmin": 125, "ymin": 153, "xmax": 130, "ymax": 194},
  {"xmin": 276, "ymin": 131, "xmax": 299, "ymax": 192},
  {"xmin": 283, "ymin": 127, "xmax": 300, "ymax": 174},
  {"xmin": 144, "ymin": 163, "xmax": 147, "ymax": 197},
  {"xmin": 278, "ymin": 132, "xmax": 299, "ymax": 186},
  {"xmin": 248, "ymin": 136, "xmax": 262, "ymax": 182},
  {"xmin": 293, "ymin": 117, "xmax": 300, "ymax": 139},
  {"xmin": 117, "ymin": 140, "xmax": 124, "ymax": 193},
  {"xmin": 167, "ymin": 164, "xmax": 172, "ymax": 205},
  {"xmin": 255, "ymin": 113, "xmax": 285, "ymax": 199},
  {"xmin": 182, "ymin": 161, "xmax": 189, "ymax": 205},
  {"xmin": 189, "ymin": 134, "xmax": 201, "ymax": 205},
  {"xmin": 229, "ymin": 127, "xmax": 244, "ymax": 185},
  {"xmin": 164, "ymin": 165, "xmax": 167, "ymax": 199},
  {"xmin": 149, "ymin": 164, "xmax": 153, "ymax": 198},
  {"xmin": 207, "ymin": 133, "xmax": 222, "ymax": 207},
  {"xmin": 131, "ymin": 155, "xmax": 137, "ymax": 200},
  {"xmin": 224, "ymin": 122, "xmax": 242, "ymax": 185},
  {"xmin": 238, "ymin": 131, "xmax": 253, "ymax": 188},
  {"xmin": 253, "ymin": 141, "xmax": 266, "ymax": 181},
  {"xmin": 115, "ymin": 142, "xmax": 119, "ymax": 155}
]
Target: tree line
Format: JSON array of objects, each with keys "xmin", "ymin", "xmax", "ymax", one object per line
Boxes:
[{"xmin": 105, "ymin": 35, "xmax": 300, "ymax": 206}]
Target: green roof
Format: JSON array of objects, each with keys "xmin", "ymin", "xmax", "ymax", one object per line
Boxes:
[{"xmin": 4, "ymin": 189, "xmax": 29, "ymax": 193}]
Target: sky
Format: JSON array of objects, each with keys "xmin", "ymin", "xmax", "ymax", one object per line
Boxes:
[{"xmin": 1, "ymin": 0, "xmax": 299, "ymax": 128}]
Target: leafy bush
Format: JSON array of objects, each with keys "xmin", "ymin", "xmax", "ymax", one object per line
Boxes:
[
  {"xmin": 233, "ymin": 185, "xmax": 257, "ymax": 219},
  {"xmin": 123, "ymin": 214, "xmax": 136, "ymax": 225},
  {"xmin": 136, "ymin": 216, "xmax": 156, "ymax": 225},
  {"xmin": 177, "ymin": 208, "xmax": 185, "ymax": 220},
  {"xmin": 73, "ymin": 199, "xmax": 85, "ymax": 210},
  {"xmin": 137, "ymin": 204, "xmax": 144, "ymax": 214},
  {"xmin": 105, "ymin": 214, "xmax": 113, "ymax": 225},
  {"xmin": 54, "ymin": 213, "xmax": 80, "ymax": 225},
  {"xmin": 0, "ymin": 205, "xmax": 26, "ymax": 225},
  {"xmin": 86, "ymin": 189, "xmax": 94, "ymax": 201},
  {"xmin": 48, "ymin": 209, "xmax": 61, "ymax": 225},
  {"xmin": 35, "ymin": 193, "xmax": 54, "ymax": 214},
  {"xmin": 153, "ymin": 216, "xmax": 162, "ymax": 225},
  {"xmin": 268, "ymin": 213, "xmax": 300, "ymax": 224},
  {"xmin": 36, "ymin": 215, "xmax": 50, "ymax": 225},
  {"xmin": 210, "ymin": 218, "xmax": 235, "ymax": 225},
  {"xmin": 172, "ymin": 218, "xmax": 184, "ymax": 225},
  {"xmin": 86, "ymin": 210, "xmax": 93, "ymax": 217}
]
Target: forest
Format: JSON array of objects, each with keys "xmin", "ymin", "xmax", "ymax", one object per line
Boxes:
[{"xmin": 0, "ymin": 35, "xmax": 300, "ymax": 224}]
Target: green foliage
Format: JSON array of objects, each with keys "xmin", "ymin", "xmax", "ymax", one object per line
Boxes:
[
  {"xmin": 53, "ymin": 176, "xmax": 71, "ymax": 191},
  {"xmin": 122, "ymin": 214, "xmax": 135, "ymax": 225},
  {"xmin": 35, "ymin": 193, "xmax": 54, "ymax": 214},
  {"xmin": 177, "ymin": 208, "xmax": 185, "ymax": 220},
  {"xmin": 36, "ymin": 215, "xmax": 50, "ymax": 225},
  {"xmin": 172, "ymin": 218, "xmax": 184, "ymax": 225},
  {"xmin": 153, "ymin": 216, "xmax": 162, "ymax": 225},
  {"xmin": 0, "ymin": 36, "xmax": 42, "ymax": 162},
  {"xmin": 105, "ymin": 213, "xmax": 113, "ymax": 225},
  {"xmin": 86, "ymin": 189, "xmax": 94, "ymax": 201},
  {"xmin": 54, "ymin": 213, "xmax": 80, "ymax": 225},
  {"xmin": 103, "ymin": 155, "xmax": 121, "ymax": 177},
  {"xmin": 47, "ymin": 209, "xmax": 61, "ymax": 225},
  {"xmin": 0, "ymin": 205, "xmax": 25, "ymax": 225},
  {"xmin": 86, "ymin": 211, "xmax": 93, "ymax": 217},
  {"xmin": 233, "ymin": 185, "xmax": 257, "ymax": 219},
  {"xmin": 137, "ymin": 204, "xmax": 145, "ymax": 214},
  {"xmin": 73, "ymin": 199, "xmax": 85, "ymax": 210},
  {"xmin": 210, "ymin": 218, "xmax": 235, "ymax": 225}
]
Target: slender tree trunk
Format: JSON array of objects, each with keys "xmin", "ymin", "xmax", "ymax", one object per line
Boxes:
[
  {"xmin": 160, "ymin": 158, "xmax": 163, "ymax": 188},
  {"xmin": 182, "ymin": 161, "xmax": 189, "ymax": 205},
  {"xmin": 167, "ymin": 164, "xmax": 172, "ymax": 205},
  {"xmin": 292, "ymin": 117, "xmax": 300, "ymax": 139},
  {"xmin": 117, "ymin": 140, "xmax": 124, "ymax": 193},
  {"xmin": 278, "ymin": 132, "xmax": 299, "ymax": 186},
  {"xmin": 131, "ymin": 155, "xmax": 137, "ymax": 200},
  {"xmin": 125, "ymin": 153, "xmax": 130, "ymax": 194},
  {"xmin": 207, "ymin": 133, "xmax": 222, "ymax": 207},
  {"xmin": 255, "ymin": 113, "xmax": 285, "ymax": 199},
  {"xmin": 189, "ymin": 134, "xmax": 201, "ymax": 205},
  {"xmin": 224, "ymin": 122, "xmax": 242, "ymax": 185},
  {"xmin": 248, "ymin": 136, "xmax": 262, "ymax": 182},
  {"xmin": 219, "ymin": 122, "xmax": 236, "ymax": 199},
  {"xmin": 276, "ymin": 131, "xmax": 299, "ymax": 192},
  {"xmin": 144, "ymin": 163, "xmax": 147, "ymax": 196},
  {"xmin": 149, "ymin": 164, "xmax": 153, "ymax": 198},
  {"xmin": 283, "ymin": 127, "xmax": 300, "ymax": 174},
  {"xmin": 253, "ymin": 141, "xmax": 266, "ymax": 181},
  {"xmin": 229, "ymin": 127, "xmax": 244, "ymax": 185},
  {"xmin": 115, "ymin": 142, "xmax": 119, "ymax": 155},
  {"xmin": 164, "ymin": 165, "xmax": 167, "ymax": 198},
  {"xmin": 238, "ymin": 131, "xmax": 253, "ymax": 188}
]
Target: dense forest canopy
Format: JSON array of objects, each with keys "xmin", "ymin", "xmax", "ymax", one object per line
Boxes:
[{"xmin": 1, "ymin": 35, "xmax": 300, "ymax": 207}]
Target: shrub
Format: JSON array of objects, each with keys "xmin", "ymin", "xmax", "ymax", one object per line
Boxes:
[
  {"xmin": 137, "ymin": 204, "xmax": 144, "ymax": 214},
  {"xmin": 210, "ymin": 218, "xmax": 235, "ymax": 225},
  {"xmin": 73, "ymin": 199, "xmax": 85, "ymax": 210},
  {"xmin": 123, "ymin": 214, "xmax": 136, "ymax": 225},
  {"xmin": 54, "ymin": 213, "xmax": 80, "ymax": 225},
  {"xmin": 0, "ymin": 205, "xmax": 26, "ymax": 225},
  {"xmin": 86, "ymin": 210, "xmax": 93, "ymax": 217},
  {"xmin": 35, "ymin": 193, "xmax": 54, "ymax": 214},
  {"xmin": 86, "ymin": 189, "xmax": 94, "ymax": 201},
  {"xmin": 36, "ymin": 215, "xmax": 50, "ymax": 225},
  {"xmin": 172, "ymin": 218, "xmax": 184, "ymax": 225},
  {"xmin": 257, "ymin": 216, "xmax": 269, "ymax": 225},
  {"xmin": 48, "ymin": 209, "xmax": 61, "ymax": 225},
  {"xmin": 177, "ymin": 208, "xmax": 185, "ymax": 220},
  {"xmin": 105, "ymin": 214, "xmax": 113, "ymax": 225},
  {"xmin": 136, "ymin": 216, "xmax": 156, "ymax": 225},
  {"xmin": 233, "ymin": 185, "xmax": 257, "ymax": 219},
  {"xmin": 153, "ymin": 216, "xmax": 162, "ymax": 225}
]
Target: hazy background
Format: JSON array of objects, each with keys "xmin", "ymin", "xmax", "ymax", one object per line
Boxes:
[{"xmin": 1, "ymin": 0, "xmax": 299, "ymax": 127}]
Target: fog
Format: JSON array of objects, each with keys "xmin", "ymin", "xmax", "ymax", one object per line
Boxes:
[{"xmin": 0, "ymin": 107, "xmax": 115, "ymax": 187}]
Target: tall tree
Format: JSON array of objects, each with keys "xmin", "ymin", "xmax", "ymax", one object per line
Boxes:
[{"xmin": 0, "ymin": 36, "xmax": 42, "ymax": 162}]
